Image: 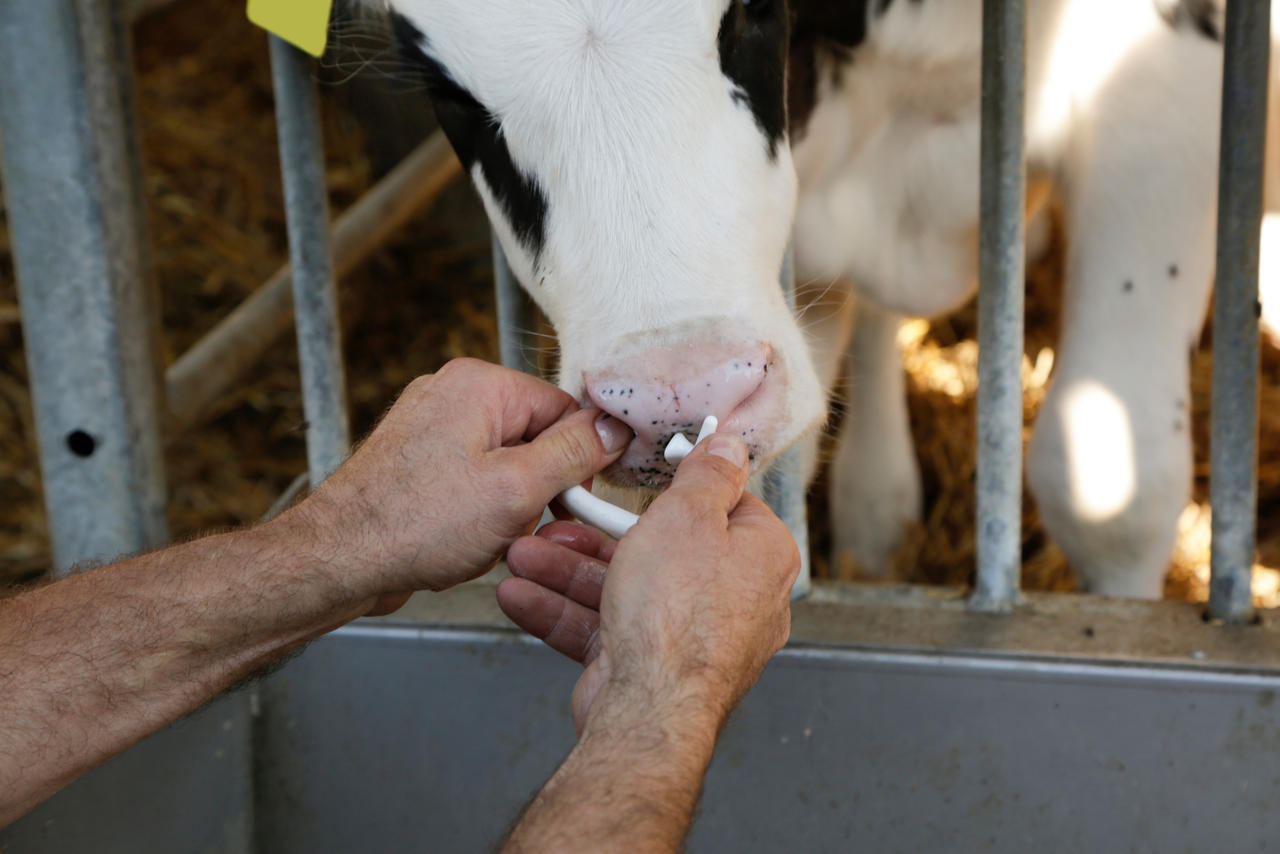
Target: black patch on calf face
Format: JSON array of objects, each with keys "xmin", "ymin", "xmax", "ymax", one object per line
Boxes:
[
  {"xmin": 787, "ymin": 0, "xmax": 878, "ymax": 139},
  {"xmin": 388, "ymin": 12, "xmax": 549, "ymax": 260},
  {"xmin": 718, "ymin": 0, "xmax": 791, "ymax": 157}
]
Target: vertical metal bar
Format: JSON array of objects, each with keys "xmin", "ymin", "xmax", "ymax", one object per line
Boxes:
[
  {"xmin": 269, "ymin": 36, "xmax": 350, "ymax": 483},
  {"xmin": 492, "ymin": 235, "xmax": 542, "ymax": 376},
  {"xmin": 1208, "ymin": 0, "xmax": 1271, "ymax": 624},
  {"xmin": 0, "ymin": 0, "xmax": 168, "ymax": 571},
  {"xmin": 764, "ymin": 247, "xmax": 812, "ymax": 600},
  {"xmin": 970, "ymin": 0, "xmax": 1026, "ymax": 613}
]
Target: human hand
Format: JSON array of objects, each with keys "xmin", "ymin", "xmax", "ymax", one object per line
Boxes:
[
  {"xmin": 276, "ymin": 358, "xmax": 633, "ymax": 607},
  {"xmin": 498, "ymin": 434, "xmax": 800, "ymax": 736}
]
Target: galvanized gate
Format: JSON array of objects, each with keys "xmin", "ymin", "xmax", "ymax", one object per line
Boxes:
[{"xmin": 1, "ymin": 0, "xmax": 1279, "ymax": 851}]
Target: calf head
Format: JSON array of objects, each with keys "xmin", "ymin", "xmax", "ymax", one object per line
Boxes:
[{"xmin": 385, "ymin": 0, "xmax": 826, "ymax": 486}]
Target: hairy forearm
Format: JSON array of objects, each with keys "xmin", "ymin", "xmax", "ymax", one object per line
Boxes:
[
  {"xmin": 0, "ymin": 513, "xmax": 370, "ymax": 826},
  {"xmin": 504, "ymin": 696, "xmax": 722, "ymax": 853}
]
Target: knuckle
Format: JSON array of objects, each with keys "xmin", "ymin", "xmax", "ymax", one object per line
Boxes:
[
  {"xmin": 403, "ymin": 373, "xmax": 436, "ymax": 400},
  {"xmin": 436, "ymin": 357, "xmax": 484, "ymax": 384},
  {"xmin": 487, "ymin": 460, "xmax": 539, "ymax": 518},
  {"xmin": 701, "ymin": 454, "xmax": 744, "ymax": 490},
  {"xmin": 556, "ymin": 424, "xmax": 600, "ymax": 472}
]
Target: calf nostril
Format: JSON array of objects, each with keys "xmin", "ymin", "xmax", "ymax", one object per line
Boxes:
[{"xmin": 586, "ymin": 349, "xmax": 771, "ymax": 440}]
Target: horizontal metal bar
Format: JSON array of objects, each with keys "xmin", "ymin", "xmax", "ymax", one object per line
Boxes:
[
  {"xmin": 165, "ymin": 130, "xmax": 461, "ymax": 434},
  {"xmin": 374, "ymin": 579, "xmax": 1280, "ymax": 671},
  {"xmin": 971, "ymin": 0, "xmax": 1027, "ymax": 613},
  {"xmin": 339, "ymin": 620, "xmax": 1280, "ymax": 685},
  {"xmin": 255, "ymin": 621, "xmax": 1280, "ymax": 853},
  {"xmin": 0, "ymin": 0, "xmax": 169, "ymax": 570},
  {"xmin": 1208, "ymin": 0, "xmax": 1271, "ymax": 624}
]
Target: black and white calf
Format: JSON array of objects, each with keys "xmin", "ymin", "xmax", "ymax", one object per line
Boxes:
[{"xmin": 378, "ymin": 0, "xmax": 1276, "ymax": 598}]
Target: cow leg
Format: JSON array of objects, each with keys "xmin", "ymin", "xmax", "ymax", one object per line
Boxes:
[
  {"xmin": 1026, "ymin": 29, "xmax": 1221, "ymax": 598},
  {"xmin": 829, "ymin": 297, "xmax": 921, "ymax": 577},
  {"xmin": 1259, "ymin": 18, "xmax": 1280, "ymax": 346},
  {"xmin": 787, "ymin": 277, "xmax": 856, "ymax": 488}
]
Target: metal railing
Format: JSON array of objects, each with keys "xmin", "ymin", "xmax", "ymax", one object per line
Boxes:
[
  {"xmin": 0, "ymin": 0, "xmax": 1270, "ymax": 623},
  {"xmin": 972, "ymin": 0, "xmax": 1027, "ymax": 614},
  {"xmin": 964, "ymin": 0, "xmax": 1271, "ymax": 622},
  {"xmin": 1209, "ymin": 0, "xmax": 1272, "ymax": 624},
  {"xmin": 0, "ymin": 1, "xmax": 457, "ymax": 573}
]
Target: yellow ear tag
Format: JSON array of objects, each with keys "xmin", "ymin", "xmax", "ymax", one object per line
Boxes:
[{"xmin": 247, "ymin": 0, "xmax": 334, "ymax": 58}]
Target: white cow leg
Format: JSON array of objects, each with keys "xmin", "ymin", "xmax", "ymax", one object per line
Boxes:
[
  {"xmin": 1027, "ymin": 26, "xmax": 1220, "ymax": 598},
  {"xmin": 829, "ymin": 298, "xmax": 921, "ymax": 577}
]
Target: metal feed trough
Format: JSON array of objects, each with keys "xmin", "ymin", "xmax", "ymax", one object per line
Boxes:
[{"xmin": 0, "ymin": 0, "xmax": 1277, "ymax": 850}]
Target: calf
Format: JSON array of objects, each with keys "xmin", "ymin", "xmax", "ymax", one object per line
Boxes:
[{"xmin": 378, "ymin": 0, "xmax": 1272, "ymax": 598}]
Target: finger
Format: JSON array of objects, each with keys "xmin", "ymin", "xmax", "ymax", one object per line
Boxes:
[
  {"xmin": 650, "ymin": 433, "xmax": 751, "ymax": 523},
  {"xmin": 728, "ymin": 493, "xmax": 803, "ymax": 590},
  {"xmin": 432, "ymin": 359, "xmax": 581, "ymax": 447},
  {"xmin": 365, "ymin": 591, "xmax": 413, "ymax": 617},
  {"xmin": 492, "ymin": 365, "xmax": 583, "ymax": 445},
  {"xmin": 496, "ymin": 577, "xmax": 601, "ymax": 664},
  {"xmin": 497, "ymin": 408, "xmax": 633, "ymax": 504},
  {"xmin": 726, "ymin": 491, "xmax": 786, "ymax": 529},
  {"xmin": 508, "ymin": 533, "xmax": 608, "ymax": 609},
  {"xmin": 536, "ymin": 520, "xmax": 618, "ymax": 562}
]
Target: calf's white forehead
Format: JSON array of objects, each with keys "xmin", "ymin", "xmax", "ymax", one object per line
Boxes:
[{"xmin": 385, "ymin": 0, "xmax": 798, "ymax": 339}]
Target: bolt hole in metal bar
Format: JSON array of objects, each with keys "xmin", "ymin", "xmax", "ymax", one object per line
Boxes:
[
  {"xmin": 971, "ymin": 0, "xmax": 1027, "ymax": 614},
  {"xmin": 268, "ymin": 36, "xmax": 351, "ymax": 484},
  {"xmin": 0, "ymin": 0, "xmax": 169, "ymax": 571},
  {"xmin": 1209, "ymin": 0, "xmax": 1271, "ymax": 624},
  {"xmin": 490, "ymin": 240, "xmax": 812, "ymax": 598}
]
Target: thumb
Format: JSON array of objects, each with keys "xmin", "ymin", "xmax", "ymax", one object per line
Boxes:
[
  {"xmin": 508, "ymin": 409, "xmax": 633, "ymax": 503},
  {"xmin": 653, "ymin": 433, "xmax": 751, "ymax": 520}
]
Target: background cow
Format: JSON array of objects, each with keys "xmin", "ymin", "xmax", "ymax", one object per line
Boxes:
[{"xmin": 378, "ymin": 0, "xmax": 1277, "ymax": 598}]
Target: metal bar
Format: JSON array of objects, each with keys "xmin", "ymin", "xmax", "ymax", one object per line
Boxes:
[
  {"xmin": 492, "ymin": 235, "xmax": 542, "ymax": 376},
  {"xmin": 764, "ymin": 248, "xmax": 812, "ymax": 599},
  {"xmin": 256, "ymin": 624, "xmax": 1280, "ymax": 854},
  {"xmin": 269, "ymin": 36, "xmax": 350, "ymax": 483},
  {"xmin": 1208, "ymin": 0, "xmax": 1271, "ymax": 624},
  {"xmin": 970, "ymin": 0, "xmax": 1027, "ymax": 613},
  {"xmin": 165, "ymin": 131, "xmax": 460, "ymax": 433},
  {"xmin": 0, "ymin": 0, "xmax": 168, "ymax": 571}
]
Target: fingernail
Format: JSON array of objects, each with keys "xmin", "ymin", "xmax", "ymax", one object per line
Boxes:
[
  {"xmin": 706, "ymin": 435, "xmax": 748, "ymax": 468},
  {"xmin": 595, "ymin": 413, "xmax": 633, "ymax": 454}
]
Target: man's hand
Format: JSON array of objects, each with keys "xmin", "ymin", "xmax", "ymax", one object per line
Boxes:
[
  {"xmin": 496, "ymin": 435, "xmax": 800, "ymax": 853},
  {"xmin": 0, "ymin": 360, "xmax": 631, "ymax": 827},
  {"xmin": 282, "ymin": 358, "xmax": 632, "ymax": 604},
  {"xmin": 502, "ymin": 433, "xmax": 799, "ymax": 733}
]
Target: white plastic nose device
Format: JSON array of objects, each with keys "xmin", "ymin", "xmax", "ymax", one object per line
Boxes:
[{"xmin": 557, "ymin": 415, "xmax": 719, "ymax": 539}]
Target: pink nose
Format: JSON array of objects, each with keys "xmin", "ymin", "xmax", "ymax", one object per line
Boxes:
[{"xmin": 585, "ymin": 344, "xmax": 772, "ymax": 483}]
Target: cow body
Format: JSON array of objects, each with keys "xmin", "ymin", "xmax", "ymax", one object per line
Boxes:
[
  {"xmin": 379, "ymin": 0, "xmax": 1269, "ymax": 598},
  {"xmin": 789, "ymin": 0, "xmax": 1231, "ymax": 598}
]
